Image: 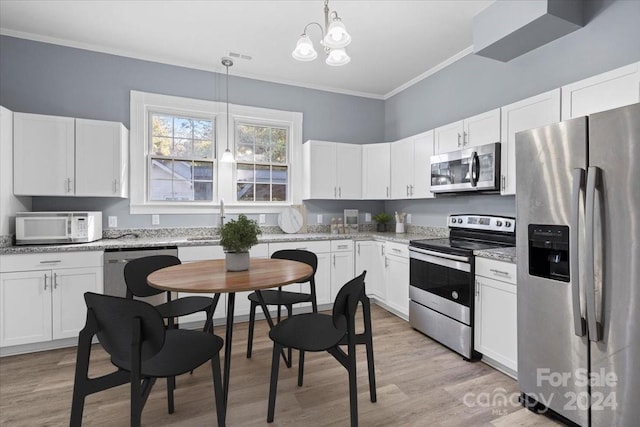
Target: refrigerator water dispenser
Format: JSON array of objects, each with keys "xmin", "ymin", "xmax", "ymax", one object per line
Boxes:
[{"xmin": 528, "ymin": 224, "xmax": 570, "ymax": 282}]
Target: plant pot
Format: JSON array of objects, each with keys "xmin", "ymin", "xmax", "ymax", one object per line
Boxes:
[
  {"xmin": 225, "ymin": 252, "xmax": 250, "ymax": 271},
  {"xmin": 376, "ymin": 223, "xmax": 387, "ymax": 232}
]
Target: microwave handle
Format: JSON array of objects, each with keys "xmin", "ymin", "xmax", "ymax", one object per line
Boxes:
[{"xmin": 470, "ymin": 151, "xmax": 479, "ymax": 187}]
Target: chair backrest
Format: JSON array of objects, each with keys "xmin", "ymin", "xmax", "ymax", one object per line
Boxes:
[
  {"xmin": 124, "ymin": 255, "xmax": 181, "ymax": 298},
  {"xmin": 271, "ymin": 249, "xmax": 318, "ymax": 276},
  {"xmin": 84, "ymin": 292, "xmax": 165, "ymax": 363},
  {"xmin": 332, "ymin": 271, "xmax": 367, "ymax": 330}
]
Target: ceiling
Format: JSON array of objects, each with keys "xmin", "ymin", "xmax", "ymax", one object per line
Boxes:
[{"xmin": 0, "ymin": 0, "xmax": 494, "ymax": 99}]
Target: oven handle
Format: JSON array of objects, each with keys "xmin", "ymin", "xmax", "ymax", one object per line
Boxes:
[{"xmin": 409, "ymin": 247, "xmax": 471, "ymax": 272}]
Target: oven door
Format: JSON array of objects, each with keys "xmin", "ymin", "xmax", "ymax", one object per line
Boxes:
[
  {"xmin": 409, "ymin": 247, "xmax": 472, "ymax": 325},
  {"xmin": 430, "ymin": 142, "xmax": 501, "ymax": 193}
]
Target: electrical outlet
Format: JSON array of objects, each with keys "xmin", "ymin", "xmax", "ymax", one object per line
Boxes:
[
  {"xmin": 406, "ymin": 214, "xmax": 412, "ymax": 224},
  {"xmin": 365, "ymin": 212, "xmax": 371, "ymax": 223},
  {"xmin": 259, "ymin": 214, "xmax": 266, "ymax": 224},
  {"xmin": 152, "ymin": 214, "xmax": 160, "ymax": 225},
  {"xmin": 108, "ymin": 216, "xmax": 117, "ymax": 228},
  {"xmin": 317, "ymin": 214, "xmax": 323, "ymax": 223}
]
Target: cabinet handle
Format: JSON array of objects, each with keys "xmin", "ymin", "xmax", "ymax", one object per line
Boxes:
[
  {"xmin": 338, "ymin": 187, "xmax": 342, "ymax": 198},
  {"xmin": 386, "ymin": 186, "xmax": 389, "ymax": 197},
  {"xmin": 457, "ymin": 133, "xmax": 462, "ymax": 147},
  {"xmin": 406, "ymin": 185, "xmax": 409, "ymax": 196},
  {"xmin": 385, "ymin": 257, "xmax": 389, "ymax": 268},
  {"xmin": 337, "ymin": 244, "xmax": 349, "ymax": 249},
  {"xmin": 334, "ymin": 187, "xmax": 337, "ymax": 198},
  {"xmin": 53, "ymin": 272, "xmax": 59, "ymax": 289},
  {"xmin": 490, "ymin": 268, "xmax": 511, "ymax": 277},
  {"xmin": 44, "ymin": 273, "xmax": 48, "ymax": 290},
  {"xmin": 463, "ymin": 131, "xmax": 468, "ymax": 146},
  {"xmin": 295, "ymin": 247, "xmax": 307, "ymax": 250},
  {"xmin": 475, "ymin": 280, "xmax": 479, "ymax": 297},
  {"xmin": 333, "ymin": 254, "xmax": 336, "ymax": 267},
  {"xmin": 501, "ymin": 175, "xmax": 506, "ymax": 191},
  {"xmin": 40, "ymin": 260, "xmax": 61, "ymax": 264},
  {"xmin": 392, "ymin": 248, "xmax": 401, "ymax": 253},
  {"xmin": 381, "ymin": 245, "xmax": 385, "ymax": 256},
  {"xmin": 66, "ymin": 178, "xmax": 72, "ymax": 193},
  {"xmin": 409, "ymin": 184, "xmax": 414, "ymax": 196},
  {"xmin": 357, "ymin": 243, "xmax": 360, "ymax": 255}
]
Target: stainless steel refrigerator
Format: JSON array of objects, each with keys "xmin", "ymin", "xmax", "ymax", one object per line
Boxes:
[{"xmin": 515, "ymin": 102, "xmax": 639, "ymax": 426}]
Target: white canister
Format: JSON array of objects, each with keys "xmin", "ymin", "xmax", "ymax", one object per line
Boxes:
[{"xmin": 395, "ymin": 223, "xmax": 405, "ymax": 234}]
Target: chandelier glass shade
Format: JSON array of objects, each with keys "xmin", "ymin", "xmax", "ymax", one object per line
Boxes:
[{"xmin": 292, "ymin": 0, "xmax": 351, "ymax": 66}]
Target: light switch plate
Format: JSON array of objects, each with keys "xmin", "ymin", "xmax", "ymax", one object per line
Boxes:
[
  {"xmin": 259, "ymin": 214, "xmax": 266, "ymax": 224},
  {"xmin": 152, "ymin": 214, "xmax": 160, "ymax": 225},
  {"xmin": 365, "ymin": 212, "xmax": 371, "ymax": 223},
  {"xmin": 108, "ymin": 216, "xmax": 117, "ymax": 228},
  {"xmin": 317, "ymin": 214, "xmax": 323, "ymax": 223}
]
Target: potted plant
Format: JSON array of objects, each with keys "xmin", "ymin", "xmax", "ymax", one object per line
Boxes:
[
  {"xmin": 372, "ymin": 212, "xmax": 393, "ymax": 232},
  {"xmin": 220, "ymin": 214, "xmax": 262, "ymax": 271}
]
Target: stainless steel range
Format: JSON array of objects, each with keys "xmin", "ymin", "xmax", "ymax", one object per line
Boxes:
[{"xmin": 409, "ymin": 214, "xmax": 515, "ymax": 360}]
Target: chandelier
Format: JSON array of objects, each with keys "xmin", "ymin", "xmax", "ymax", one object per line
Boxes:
[{"xmin": 292, "ymin": 0, "xmax": 352, "ymax": 66}]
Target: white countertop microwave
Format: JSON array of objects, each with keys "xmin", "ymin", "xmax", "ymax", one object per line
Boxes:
[{"xmin": 15, "ymin": 211, "xmax": 102, "ymax": 245}]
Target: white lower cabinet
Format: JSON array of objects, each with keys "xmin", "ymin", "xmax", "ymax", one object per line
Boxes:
[
  {"xmin": 383, "ymin": 241, "xmax": 409, "ymax": 319},
  {"xmin": 330, "ymin": 240, "xmax": 355, "ymax": 301},
  {"xmin": 474, "ymin": 257, "xmax": 517, "ymax": 377},
  {"xmin": 0, "ymin": 252, "xmax": 103, "ymax": 348},
  {"xmin": 355, "ymin": 240, "xmax": 385, "ymax": 301}
]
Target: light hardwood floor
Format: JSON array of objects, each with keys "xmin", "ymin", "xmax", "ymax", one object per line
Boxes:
[{"xmin": 0, "ymin": 304, "xmax": 564, "ymax": 426}]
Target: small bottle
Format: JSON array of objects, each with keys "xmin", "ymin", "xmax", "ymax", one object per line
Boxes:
[{"xmin": 331, "ymin": 218, "xmax": 338, "ymax": 234}]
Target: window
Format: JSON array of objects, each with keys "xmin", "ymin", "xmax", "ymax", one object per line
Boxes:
[
  {"xmin": 236, "ymin": 123, "xmax": 289, "ymax": 202},
  {"xmin": 130, "ymin": 90, "xmax": 303, "ymax": 214},
  {"xmin": 149, "ymin": 113, "xmax": 214, "ymax": 201}
]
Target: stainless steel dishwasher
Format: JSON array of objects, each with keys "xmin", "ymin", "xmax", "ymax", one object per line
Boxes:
[{"xmin": 104, "ymin": 246, "xmax": 178, "ymax": 304}]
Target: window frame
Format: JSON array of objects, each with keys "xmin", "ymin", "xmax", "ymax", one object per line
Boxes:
[{"xmin": 130, "ymin": 90, "xmax": 303, "ymax": 215}]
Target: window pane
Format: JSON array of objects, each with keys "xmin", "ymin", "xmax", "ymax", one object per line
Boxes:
[
  {"xmin": 150, "ymin": 179, "xmax": 174, "ymax": 201},
  {"xmin": 270, "ymin": 128, "xmax": 288, "ymax": 163},
  {"xmin": 151, "ymin": 158, "xmax": 173, "ymax": 179},
  {"xmin": 193, "ymin": 161, "xmax": 213, "ymax": 180},
  {"xmin": 193, "ymin": 120, "xmax": 212, "ymax": 140},
  {"xmin": 173, "ymin": 139, "xmax": 192, "ymax": 157},
  {"xmin": 173, "ymin": 160, "xmax": 192, "ymax": 180},
  {"xmin": 194, "ymin": 139, "xmax": 213, "ymax": 158},
  {"xmin": 237, "ymin": 183, "xmax": 254, "ymax": 201},
  {"xmin": 272, "ymin": 185, "xmax": 287, "ymax": 201},
  {"xmin": 255, "ymin": 184, "xmax": 271, "ymax": 201},
  {"xmin": 254, "ymin": 142, "xmax": 268, "ymax": 163},
  {"xmin": 272, "ymin": 166, "xmax": 287, "ymax": 184},
  {"xmin": 237, "ymin": 164, "xmax": 254, "ymax": 182},
  {"xmin": 255, "ymin": 165, "xmax": 270, "ymax": 183},
  {"xmin": 152, "ymin": 114, "xmax": 173, "ymax": 137},
  {"xmin": 236, "ymin": 143, "xmax": 254, "ymax": 162},
  {"xmin": 174, "ymin": 117, "xmax": 193, "ymax": 138},
  {"xmin": 152, "ymin": 137, "xmax": 172, "ymax": 156},
  {"xmin": 194, "ymin": 181, "xmax": 212, "ymax": 201}
]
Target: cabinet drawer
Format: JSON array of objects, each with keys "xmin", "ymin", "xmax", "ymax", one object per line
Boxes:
[
  {"xmin": 0, "ymin": 251, "xmax": 103, "ymax": 273},
  {"xmin": 269, "ymin": 240, "xmax": 331, "ymax": 255},
  {"xmin": 330, "ymin": 240, "xmax": 353, "ymax": 252},
  {"xmin": 385, "ymin": 241, "xmax": 408, "ymax": 258},
  {"xmin": 475, "ymin": 257, "xmax": 516, "ymax": 284}
]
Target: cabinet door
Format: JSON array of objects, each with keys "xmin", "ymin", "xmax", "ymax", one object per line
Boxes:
[
  {"xmin": 13, "ymin": 113, "xmax": 75, "ymax": 196},
  {"xmin": 335, "ymin": 143, "xmax": 362, "ymax": 199},
  {"xmin": 52, "ymin": 267, "xmax": 103, "ymax": 340},
  {"xmin": 314, "ymin": 252, "xmax": 332, "ymax": 306},
  {"xmin": 412, "ymin": 130, "xmax": 434, "ymax": 199},
  {"xmin": 355, "ymin": 241, "xmax": 385, "ymax": 301},
  {"xmin": 434, "ymin": 120, "xmax": 464, "ymax": 154},
  {"xmin": 474, "ymin": 276, "xmax": 517, "ymax": 372},
  {"xmin": 500, "ymin": 89, "xmax": 561, "ymax": 195},
  {"xmin": 464, "ymin": 108, "xmax": 500, "ymax": 148},
  {"xmin": 562, "ymin": 62, "xmax": 640, "ymax": 120},
  {"xmin": 385, "ymin": 254, "xmax": 409, "ymax": 318},
  {"xmin": 303, "ymin": 141, "xmax": 337, "ymax": 199},
  {"xmin": 330, "ymin": 250, "xmax": 354, "ymax": 300},
  {"xmin": 75, "ymin": 119, "xmax": 128, "ymax": 197},
  {"xmin": 390, "ymin": 138, "xmax": 413, "ymax": 199},
  {"xmin": 362, "ymin": 143, "xmax": 391, "ymax": 199},
  {"xmin": 0, "ymin": 271, "xmax": 52, "ymax": 347}
]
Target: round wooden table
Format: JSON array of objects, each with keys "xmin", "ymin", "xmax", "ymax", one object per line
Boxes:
[{"xmin": 147, "ymin": 257, "xmax": 313, "ymax": 420}]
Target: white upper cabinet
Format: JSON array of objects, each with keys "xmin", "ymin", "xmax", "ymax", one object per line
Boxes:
[
  {"xmin": 434, "ymin": 108, "xmax": 500, "ymax": 154},
  {"xmin": 500, "ymin": 89, "xmax": 561, "ymax": 195},
  {"xmin": 390, "ymin": 130, "xmax": 434, "ymax": 199},
  {"xmin": 14, "ymin": 113, "xmax": 75, "ymax": 196},
  {"xmin": 561, "ymin": 62, "xmax": 640, "ymax": 120},
  {"xmin": 13, "ymin": 113, "xmax": 129, "ymax": 197},
  {"xmin": 303, "ymin": 140, "xmax": 362, "ymax": 199},
  {"xmin": 362, "ymin": 142, "xmax": 391, "ymax": 199},
  {"xmin": 75, "ymin": 119, "xmax": 129, "ymax": 197}
]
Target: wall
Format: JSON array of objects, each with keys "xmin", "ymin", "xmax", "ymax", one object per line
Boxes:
[{"xmin": 384, "ymin": 0, "xmax": 640, "ymax": 227}]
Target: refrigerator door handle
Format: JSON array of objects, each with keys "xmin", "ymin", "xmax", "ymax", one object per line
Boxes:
[
  {"xmin": 585, "ymin": 166, "xmax": 602, "ymax": 342},
  {"xmin": 570, "ymin": 168, "xmax": 586, "ymax": 337}
]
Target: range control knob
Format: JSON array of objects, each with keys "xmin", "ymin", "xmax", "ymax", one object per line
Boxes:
[
  {"xmin": 505, "ymin": 221, "xmax": 512, "ymax": 228},
  {"xmin": 457, "ymin": 218, "xmax": 463, "ymax": 223},
  {"xmin": 451, "ymin": 218, "xmax": 456, "ymax": 223},
  {"xmin": 452, "ymin": 291, "xmax": 459, "ymax": 300},
  {"xmin": 496, "ymin": 221, "xmax": 503, "ymax": 227}
]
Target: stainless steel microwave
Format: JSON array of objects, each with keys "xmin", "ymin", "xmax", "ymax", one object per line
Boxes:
[
  {"xmin": 15, "ymin": 211, "xmax": 102, "ymax": 245},
  {"xmin": 430, "ymin": 142, "xmax": 501, "ymax": 193}
]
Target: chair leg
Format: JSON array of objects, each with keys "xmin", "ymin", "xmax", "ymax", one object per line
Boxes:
[
  {"xmin": 297, "ymin": 350, "xmax": 305, "ymax": 387},
  {"xmin": 285, "ymin": 305, "xmax": 293, "ymax": 368},
  {"xmin": 347, "ymin": 343, "xmax": 358, "ymax": 427},
  {"xmin": 362, "ymin": 298, "xmax": 377, "ymax": 403},
  {"xmin": 167, "ymin": 376, "xmax": 175, "ymax": 414},
  {"xmin": 70, "ymin": 329, "xmax": 93, "ymax": 427},
  {"xmin": 267, "ymin": 343, "xmax": 283, "ymax": 423},
  {"xmin": 247, "ymin": 300, "xmax": 257, "ymax": 358},
  {"xmin": 131, "ymin": 376, "xmax": 142, "ymax": 427},
  {"xmin": 211, "ymin": 352, "xmax": 226, "ymax": 427}
]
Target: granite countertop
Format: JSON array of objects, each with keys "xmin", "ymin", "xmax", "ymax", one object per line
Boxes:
[
  {"xmin": 0, "ymin": 230, "xmax": 445, "ymax": 255},
  {"xmin": 474, "ymin": 246, "xmax": 517, "ymax": 263}
]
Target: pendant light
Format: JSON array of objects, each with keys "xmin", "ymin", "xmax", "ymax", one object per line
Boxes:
[{"xmin": 220, "ymin": 57, "xmax": 235, "ymax": 163}]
